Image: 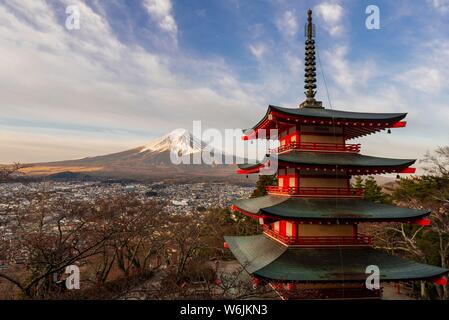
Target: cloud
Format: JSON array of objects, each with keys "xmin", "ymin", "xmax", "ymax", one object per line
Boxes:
[
  {"xmin": 284, "ymin": 51, "xmax": 302, "ymax": 74},
  {"xmin": 1, "ymin": 0, "xmax": 449, "ymax": 166},
  {"xmin": 0, "ymin": 0, "xmax": 265, "ymax": 163},
  {"xmin": 276, "ymin": 11, "xmax": 299, "ymax": 38},
  {"xmin": 323, "ymin": 45, "xmax": 353, "ymax": 89},
  {"xmin": 143, "ymin": 0, "xmax": 178, "ymax": 40},
  {"xmin": 248, "ymin": 43, "xmax": 267, "ymax": 60},
  {"xmin": 396, "ymin": 67, "xmax": 442, "ymax": 93},
  {"xmin": 314, "ymin": 2, "xmax": 344, "ymax": 36},
  {"xmin": 320, "ymin": 43, "xmax": 378, "ymax": 97},
  {"xmin": 394, "ymin": 39, "xmax": 449, "ymax": 94},
  {"xmin": 427, "ymin": 0, "xmax": 449, "ymax": 13}
]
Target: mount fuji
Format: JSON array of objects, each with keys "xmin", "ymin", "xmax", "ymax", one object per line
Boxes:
[{"xmin": 26, "ymin": 129, "xmax": 246, "ymax": 182}]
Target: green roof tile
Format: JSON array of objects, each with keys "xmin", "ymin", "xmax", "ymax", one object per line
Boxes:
[
  {"xmin": 269, "ymin": 105, "xmax": 407, "ymax": 122},
  {"xmin": 238, "ymin": 151, "xmax": 415, "ymax": 171},
  {"xmin": 233, "ymin": 195, "xmax": 429, "ymax": 221},
  {"xmin": 225, "ymin": 235, "xmax": 449, "ymax": 282},
  {"xmin": 245, "ymin": 106, "xmax": 407, "ymax": 136}
]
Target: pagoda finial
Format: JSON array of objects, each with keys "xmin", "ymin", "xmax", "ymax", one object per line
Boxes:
[{"xmin": 300, "ymin": 9, "xmax": 323, "ymax": 108}]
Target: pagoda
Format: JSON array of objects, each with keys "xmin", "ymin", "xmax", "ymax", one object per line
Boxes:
[{"xmin": 224, "ymin": 9, "xmax": 448, "ymax": 299}]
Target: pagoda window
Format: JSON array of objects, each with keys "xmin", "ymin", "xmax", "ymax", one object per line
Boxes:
[
  {"xmin": 289, "ymin": 177, "xmax": 297, "ymax": 188},
  {"xmin": 278, "ymin": 177, "xmax": 284, "ymax": 187},
  {"xmin": 278, "ymin": 126, "xmax": 299, "ymax": 147},
  {"xmin": 286, "ymin": 222, "xmax": 297, "ymax": 238},
  {"xmin": 273, "ymin": 221, "xmax": 280, "ymax": 232}
]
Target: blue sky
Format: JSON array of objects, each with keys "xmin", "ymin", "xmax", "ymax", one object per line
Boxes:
[{"xmin": 0, "ymin": 0, "xmax": 449, "ymax": 166}]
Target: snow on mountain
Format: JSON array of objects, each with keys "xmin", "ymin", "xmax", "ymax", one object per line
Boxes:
[
  {"xmin": 28, "ymin": 129, "xmax": 250, "ymax": 181},
  {"xmin": 139, "ymin": 129, "xmax": 206, "ymax": 156}
]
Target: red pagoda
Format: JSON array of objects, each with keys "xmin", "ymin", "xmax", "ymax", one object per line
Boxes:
[{"xmin": 224, "ymin": 9, "xmax": 448, "ymax": 299}]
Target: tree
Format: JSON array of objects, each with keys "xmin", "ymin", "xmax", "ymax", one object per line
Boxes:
[
  {"xmin": 373, "ymin": 147, "xmax": 449, "ymax": 299},
  {"xmin": 251, "ymin": 175, "xmax": 277, "ymax": 198},
  {"xmin": 108, "ymin": 196, "xmax": 166, "ymax": 278},
  {"xmin": 364, "ymin": 176, "xmax": 391, "ymax": 204},
  {"xmin": 0, "ymin": 163, "xmax": 22, "ymax": 183},
  {"xmin": 352, "ymin": 175, "xmax": 391, "ymax": 203},
  {"xmin": 0, "ymin": 192, "xmax": 118, "ymax": 298},
  {"xmin": 353, "ymin": 175, "xmax": 364, "ymax": 189}
]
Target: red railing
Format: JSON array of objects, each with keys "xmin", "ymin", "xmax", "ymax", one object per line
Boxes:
[
  {"xmin": 273, "ymin": 285, "xmax": 382, "ymax": 299},
  {"xmin": 263, "ymin": 227, "xmax": 373, "ymax": 246},
  {"xmin": 273, "ymin": 142, "xmax": 361, "ymax": 154},
  {"xmin": 266, "ymin": 186, "xmax": 364, "ymax": 197}
]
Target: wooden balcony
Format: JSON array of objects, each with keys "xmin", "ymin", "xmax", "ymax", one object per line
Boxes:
[
  {"xmin": 263, "ymin": 226, "xmax": 373, "ymax": 246},
  {"xmin": 273, "ymin": 142, "xmax": 361, "ymax": 154},
  {"xmin": 266, "ymin": 186, "xmax": 364, "ymax": 198}
]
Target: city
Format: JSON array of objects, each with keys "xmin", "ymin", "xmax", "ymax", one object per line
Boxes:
[{"xmin": 0, "ymin": 180, "xmax": 253, "ymax": 241}]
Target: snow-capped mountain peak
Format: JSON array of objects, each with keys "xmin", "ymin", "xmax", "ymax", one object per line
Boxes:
[{"xmin": 139, "ymin": 129, "xmax": 206, "ymax": 156}]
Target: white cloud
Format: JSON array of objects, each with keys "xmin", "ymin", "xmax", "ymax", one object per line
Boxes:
[
  {"xmin": 320, "ymin": 44, "xmax": 378, "ymax": 95},
  {"xmin": 427, "ymin": 0, "xmax": 449, "ymax": 13},
  {"xmin": 1, "ymin": 0, "xmax": 449, "ymax": 165},
  {"xmin": 284, "ymin": 51, "xmax": 302, "ymax": 74},
  {"xmin": 276, "ymin": 11, "xmax": 299, "ymax": 37},
  {"xmin": 248, "ymin": 43, "xmax": 266, "ymax": 60},
  {"xmin": 323, "ymin": 45, "xmax": 353, "ymax": 89},
  {"xmin": 314, "ymin": 2, "xmax": 344, "ymax": 36},
  {"xmin": 394, "ymin": 39, "xmax": 449, "ymax": 94},
  {"xmin": 0, "ymin": 0, "xmax": 266, "ymax": 163},
  {"xmin": 396, "ymin": 67, "xmax": 442, "ymax": 93},
  {"xmin": 143, "ymin": 0, "xmax": 178, "ymax": 40}
]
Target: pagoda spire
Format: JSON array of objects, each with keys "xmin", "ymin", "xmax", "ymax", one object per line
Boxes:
[{"xmin": 300, "ymin": 9, "xmax": 323, "ymax": 108}]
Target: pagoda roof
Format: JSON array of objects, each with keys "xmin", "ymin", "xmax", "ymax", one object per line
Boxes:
[
  {"xmin": 237, "ymin": 151, "xmax": 415, "ymax": 174},
  {"xmin": 269, "ymin": 105, "xmax": 406, "ymax": 122},
  {"xmin": 224, "ymin": 235, "xmax": 449, "ymax": 282},
  {"xmin": 232, "ymin": 195, "xmax": 429, "ymax": 222},
  {"xmin": 244, "ymin": 105, "xmax": 408, "ymax": 140}
]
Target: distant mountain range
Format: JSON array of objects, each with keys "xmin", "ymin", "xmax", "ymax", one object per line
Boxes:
[{"xmin": 22, "ymin": 129, "xmax": 250, "ymax": 183}]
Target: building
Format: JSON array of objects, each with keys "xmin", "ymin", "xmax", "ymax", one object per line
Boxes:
[{"xmin": 224, "ymin": 9, "xmax": 449, "ymax": 300}]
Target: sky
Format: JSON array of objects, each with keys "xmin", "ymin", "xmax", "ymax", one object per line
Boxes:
[{"xmin": 0, "ymin": 0, "xmax": 449, "ymax": 167}]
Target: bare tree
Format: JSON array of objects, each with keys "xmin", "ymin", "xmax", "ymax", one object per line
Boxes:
[
  {"xmin": 0, "ymin": 192, "xmax": 117, "ymax": 298},
  {"xmin": 373, "ymin": 147, "xmax": 449, "ymax": 299},
  {"xmin": 0, "ymin": 163, "xmax": 22, "ymax": 183}
]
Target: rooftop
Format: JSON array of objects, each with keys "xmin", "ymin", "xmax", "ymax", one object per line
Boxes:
[
  {"xmin": 237, "ymin": 151, "xmax": 416, "ymax": 174},
  {"xmin": 225, "ymin": 235, "xmax": 449, "ymax": 282},
  {"xmin": 243, "ymin": 105, "xmax": 408, "ymax": 140},
  {"xmin": 232, "ymin": 195, "xmax": 429, "ymax": 222}
]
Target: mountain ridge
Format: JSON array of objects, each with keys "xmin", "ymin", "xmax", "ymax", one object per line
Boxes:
[{"xmin": 21, "ymin": 129, "xmax": 246, "ymax": 182}]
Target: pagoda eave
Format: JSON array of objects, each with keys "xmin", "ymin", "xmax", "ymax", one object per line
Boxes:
[
  {"xmin": 225, "ymin": 235, "xmax": 449, "ymax": 283},
  {"xmin": 237, "ymin": 151, "xmax": 416, "ymax": 175},
  {"xmin": 231, "ymin": 195, "xmax": 430, "ymax": 222},
  {"xmin": 242, "ymin": 106, "xmax": 408, "ymax": 140},
  {"xmin": 237, "ymin": 164, "xmax": 416, "ymax": 176}
]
